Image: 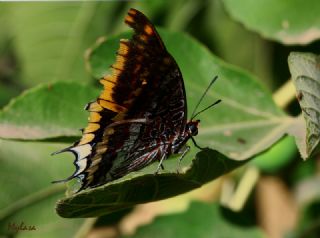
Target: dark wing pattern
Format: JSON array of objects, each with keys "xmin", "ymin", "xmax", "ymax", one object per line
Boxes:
[{"xmin": 54, "ymin": 8, "xmax": 188, "ymax": 191}]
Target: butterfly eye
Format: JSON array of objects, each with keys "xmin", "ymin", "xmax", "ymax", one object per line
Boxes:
[
  {"xmin": 191, "ymin": 126, "xmax": 198, "ymax": 136},
  {"xmin": 187, "ymin": 123, "xmax": 198, "ymax": 136}
]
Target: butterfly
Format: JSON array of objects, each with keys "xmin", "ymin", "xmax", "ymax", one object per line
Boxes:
[{"xmin": 53, "ymin": 8, "xmax": 220, "ymax": 192}]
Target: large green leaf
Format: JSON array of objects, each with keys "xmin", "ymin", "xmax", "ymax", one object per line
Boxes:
[
  {"xmin": 7, "ymin": 2, "xmax": 120, "ymax": 86},
  {"xmin": 223, "ymin": 0, "xmax": 320, "ymax": 45},
  {"xmin": 0, "ymin": 82, "xmax": 99, "ymax": 140},
  {"xmin": 122, "ymin": 201, "xmax": 265, "ymax": 238},
  {"xmin": 288, "ymin": 52, "xmax": 320, "ymax": 158},
  {"xmin": 56, "ymin": 149, "xmax": 247, "ymax": 218},
  {"xmin": 0, "ymin": 139, "xmax": 83, "ymax": 237}
]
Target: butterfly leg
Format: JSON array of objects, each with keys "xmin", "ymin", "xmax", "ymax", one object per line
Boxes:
[
  {"xmin": 191, "ymin": 137, "xmax": 205, "ymax": 150},
  {"xmin": 155, "ymin": 152, "xmax": 167, "ymax": 174},
  {"xmin": 177, "ymin": 145, "xmax": 190, "ymax": 173}
]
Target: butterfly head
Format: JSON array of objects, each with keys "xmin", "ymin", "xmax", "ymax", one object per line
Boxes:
[{"xmin": 186, "ymin": 120, "xmax": 200, "ymax": 137}]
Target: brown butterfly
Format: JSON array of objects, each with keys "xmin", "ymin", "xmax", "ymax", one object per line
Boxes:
[{"xmin": 53, "ymin": 8, "xmax": 220, "ymax": 192}]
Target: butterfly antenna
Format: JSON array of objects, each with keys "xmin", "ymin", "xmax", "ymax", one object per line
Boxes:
[
  {"xmin": 190, "ymin": 76, "xmax": 218, "ymax": 119},
  {"xmin": 191, "ymin": 99, "xmax": 221, "ymax": 120},
  {"xmin": 191, "ymin": 76, "xmax": 218, "ymax": 120}
]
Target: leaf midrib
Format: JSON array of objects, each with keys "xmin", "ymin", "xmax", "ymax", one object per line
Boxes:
[{"xmin": 201, "ymin": 117, "xmax": 290, "ymax": 134}]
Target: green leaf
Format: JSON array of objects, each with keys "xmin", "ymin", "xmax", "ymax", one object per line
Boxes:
[
  {"xmin": 0, "ymin": 139, "xmax": 83, "ymax": 237},
  {"xmin": 56, "ymin": 149, "xmax": 247, "ymax": 218},
  {"xmin": 223, "ymin": 0, "xmax": 320, "ymax": 45},
  {"xmin": 0, "ymin": 82, "xmax": 99, "ymax": 140},
  {"xmin": 122, "ymin": 201, "xmax": 265, "ymax": 238},
  {"xmin": 0, "ymin": 82, "xmax": 21, "ymax": 108},
  {"xmin": 7, "ymin": 2, "xmax": 120, "ymax": 86},
  {"xmin": 288, "ymin": 52, "xmax": 320, "ymax": 158},
  {"xmin": 251, "ymin": 136, "xmax": 298, "ymax": 172}
]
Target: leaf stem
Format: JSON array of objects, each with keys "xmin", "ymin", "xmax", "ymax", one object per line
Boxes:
[
  {"xmin": 73, "ymin": 217, "xmax": 98, "ymax": 238},
  {"xmin": 0, "ymin": 184, "xmax": 65, "ymax": 220},
  {"xmin": 272, "ymin": 79, "xmax": 296, "ymax": 108},
  {"xmin": 221, "ymin": 166, "xmax": 260, "ymax": 211}
]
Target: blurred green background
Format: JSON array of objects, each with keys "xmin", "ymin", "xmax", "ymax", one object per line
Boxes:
[
  {"xmin": 0, "ymin": 1, "xmax": 319, "ymax": 238},
  {"xmin": 0, "ymin": 0, "xmax": 319, "ymax": 103}
]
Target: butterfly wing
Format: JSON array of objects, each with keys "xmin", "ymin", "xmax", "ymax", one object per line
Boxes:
[{"xmin": 54, "ymin": 8, "xmax": 187, "ymax": 191}]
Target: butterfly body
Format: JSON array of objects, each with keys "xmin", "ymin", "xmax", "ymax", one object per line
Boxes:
[{"xmin": 53, "ymin": 8, "xmax": 201, "ymax": 192}]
